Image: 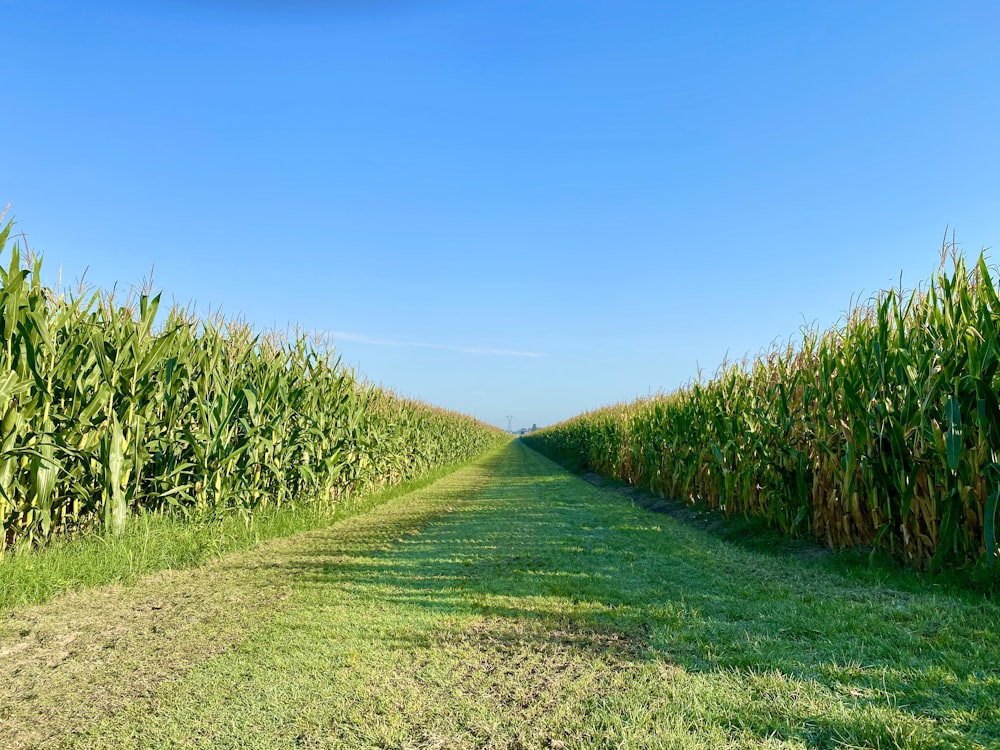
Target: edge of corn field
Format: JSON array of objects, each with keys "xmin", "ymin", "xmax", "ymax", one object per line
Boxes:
[
  {"xmin": 0, "ymin": 214, "xmax": 511, "ymax": 611},
  {"xmin": 0, "ymin": 449, "xmax": 506, "ymax": 614},
  {"xmin": 525, "ymin": 241, "xmax": 1000, "ymax": 582},
  {"xmin": 557, "ymin": 445, "xmax": 1000, "ymax": 598},
  {"xmin": 0, "ymin": 218, "xmax": 506, "ymax": 554}
]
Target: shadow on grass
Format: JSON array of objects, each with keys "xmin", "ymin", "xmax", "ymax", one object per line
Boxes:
[
  {"xmin": 536, "ymin": 442, "xmax": 1000, "ymax": 599},
  {"xmin": 281, "ymin": 443, "xmax": 1000, "ymax": 748}
]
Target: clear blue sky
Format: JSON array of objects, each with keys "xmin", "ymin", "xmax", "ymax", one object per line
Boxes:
[{"xmin": 5, "ymin": 1, "xmax": 999, "ymax": 430}]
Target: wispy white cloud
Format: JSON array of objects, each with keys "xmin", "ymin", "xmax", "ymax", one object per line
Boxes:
[{"xmin": 329, "ymin": 331, "xmax": 545, "ymax": 358}]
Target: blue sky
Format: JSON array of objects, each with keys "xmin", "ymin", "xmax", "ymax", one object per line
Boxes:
[{"xmin": 5, "ymin": 1, "xmax": 999, "ymax": 430}]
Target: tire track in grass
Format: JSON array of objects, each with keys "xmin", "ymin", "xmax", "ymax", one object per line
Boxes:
[{"xmin": 66, "ymin": 442, "xmax": 1000, "ymax": 749}]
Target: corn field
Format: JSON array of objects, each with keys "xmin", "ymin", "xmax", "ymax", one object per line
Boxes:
[
  {"xmin": 0, "ymin": 221, "xmax": 505, "ymax": 551},
  {"xmin": 526, "ymin": 247, "xmax": 1000, "ymax": 570}
]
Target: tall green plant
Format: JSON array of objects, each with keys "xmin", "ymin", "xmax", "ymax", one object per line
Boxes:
[
  {"xmin": 527, "ymin": 248, "xmax": 1000, "ymax": 570},
  {"xmin": 0, "ymin": 221, "xmax": 505, "ymax": 550}
]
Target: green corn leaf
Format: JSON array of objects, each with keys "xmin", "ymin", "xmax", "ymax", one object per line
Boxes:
[
  {"xmin": 945, "ymin": 394, "xmax": 962, "ymax": 473},
  {"xmin": 105, "ymin": 415, "xmax": 127, "ymax": 534},
  {"xmin": 985, "ymin": 470, "xmax": 1000, "ymax": 566}
]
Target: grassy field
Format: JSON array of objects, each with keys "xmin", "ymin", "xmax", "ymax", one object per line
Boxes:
[{"xmin": 3, "ymin": 441, "xmax": 999, "ymax": 749}]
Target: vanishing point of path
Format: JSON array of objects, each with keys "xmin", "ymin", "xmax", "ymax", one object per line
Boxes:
[{"xmin": 3, "ymin": 442, "xmax": 999, "ymax": 749}]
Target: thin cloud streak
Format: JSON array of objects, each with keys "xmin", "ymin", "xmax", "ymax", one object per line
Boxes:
[{"xmin": 330, "ymin": 331, "xmax": 545, "ymax": 358}]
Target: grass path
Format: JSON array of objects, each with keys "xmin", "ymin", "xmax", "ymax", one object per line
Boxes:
[{"xmin": 3, "ymin": 441, "xmax": 1000, "ymax": 749}]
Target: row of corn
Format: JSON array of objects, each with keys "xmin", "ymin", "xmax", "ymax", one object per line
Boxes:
[
  {"xmin": 526, "ymin": 247, "xmax": 1000, "ymax": 569},
  {"xmin": 0, "ymin": 221, "xmax": 505, "ymax": 551}
]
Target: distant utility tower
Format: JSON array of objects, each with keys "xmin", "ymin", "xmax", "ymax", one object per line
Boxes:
[{"xmin": 506, "ymin": 415, "xmax": 513, "ymax": 432}]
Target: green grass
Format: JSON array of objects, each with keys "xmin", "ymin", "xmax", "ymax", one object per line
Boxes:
[
  {"xmin": 572, "ymin": 467, "xmax": 1000, "ymax": 598},
  {"xmin": 16, "ymin": 440, "xmax": 988, "ymax": 750},
  {"xmin": 0, "ymin": 458, "xmax": 477, "ymax": 614}
]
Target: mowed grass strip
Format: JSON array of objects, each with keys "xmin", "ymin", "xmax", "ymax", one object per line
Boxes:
[
  {"xmin": 49, "ymin": 441, "xmax": 1000, "ymax": 750},
  {"xmin": 0, "ymin": 453, "xmax": 499, "ymax": 750}
]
